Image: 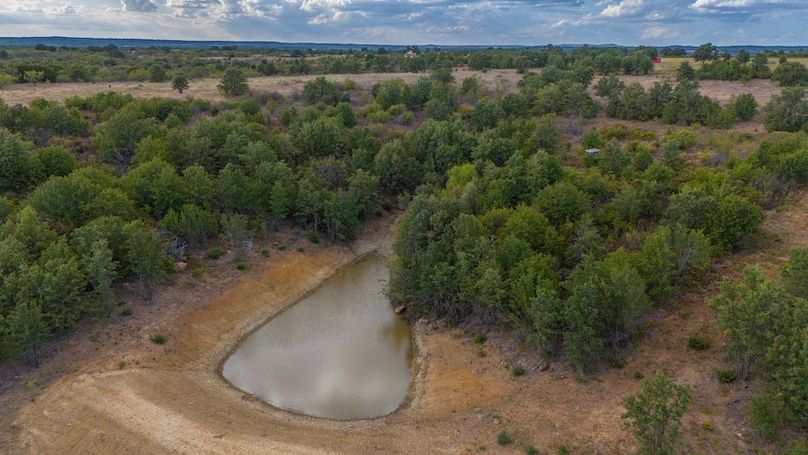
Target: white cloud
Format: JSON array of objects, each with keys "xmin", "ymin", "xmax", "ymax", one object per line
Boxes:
[
  {"xmin": 601, "ymin": 0, "xmax": 646, "ymax": 17},
  {"xmin": 120, "ymin": 0, "xmax": 157, "ymax": 12},
  {"xmin": 641, "ymin": 25, "xmax": 667, "ymax": 39}
]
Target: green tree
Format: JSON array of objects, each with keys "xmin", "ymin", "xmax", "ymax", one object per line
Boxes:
[
  {"xmin": 221, "ymin": 213, "xmax": 249, "ymax": 259},
  {"xmin": 161, "ymin": 204, "xmax": 217, "ymax": 247},
  {"xmin": 772, "ymin": 61, "xmax": 808, "ymax": 87},
  {"xmin": 0, "ymin": 130, "xmax": 33, "ymax": 192},
  {"xmin": 693, "ymin": 43, "xmax": 718, "ymax": 62},
  {"xmin": 677, "ymin": 62, "xmax": 696, "ymax": 81},
  {"xmin": 373, "ymin": 140, "xmax": 422, "ymax": 195},
  {"xmin": 123, "ymin": 159, "xmax": 186, "ymax": 218},
  {"xmin": 149, "ymin": 64, "xmax": 166, "ymax": 83},
  {"xmin": 706, "ymin": 195, "xmax": 764, "ymax": 252},
  {"xmin": 783, "ymin": 248, "xmax": 808, "ymax": 299},
  {"xmin": 622, "ymin": 373, "xmax": 692, "ymax": 455},
  {"xmin": 171, "ymin": 75, "xmax": 189, "ymax": 94},
  {"xmin": 764, "ymin": 87, "xmax": 808, "ymax": 132},
  {"xmin": 217, "ymin": 68, "xmax": 249, "ymax": 96},
  {"xmin": 31, "ymin": 145, "xmax": 76, "ymax": 182},
  {"xmin": 534, "ymin": 181, "xmax": 590, "ymax": 226},
  {"xmin": 86, "ymin": 239, "xmax": 116, "ymax": 316},
  {"xmin": 4, "ymin": 301, "xmax": 47, "ymax": 365},
  {"xmin": 731, "ymin": 93, "xmax": 758, "ymax": 121},
  {"xmin": 94, "ymin": 110, "xmax": 157, "ymax": 165},
  {"xmin": 302, "ymin": 76, "xmax": 342, "ymax": 105},
  {"xmin": 294, "ymin": 117, "xmax": 346, "ymax": 158},
  {"xmin": 123, "ymin": 220, "xmax": 164, "ymax": 303},
  {"xmin": 710, "ymin": 267, "xmax": 780, "ymax": 380}
]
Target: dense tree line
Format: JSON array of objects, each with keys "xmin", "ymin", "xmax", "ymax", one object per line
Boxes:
[{"xmin": 0, "ymin": 45, "xmax": 660, "ymax": 85}]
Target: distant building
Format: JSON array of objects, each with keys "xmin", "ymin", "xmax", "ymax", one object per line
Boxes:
[{"xmin": 585, "ymin": 148, "xmax": 600, "ymax": 155}]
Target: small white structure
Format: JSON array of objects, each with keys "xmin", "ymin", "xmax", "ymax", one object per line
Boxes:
[{"xmin": 585, "ymin": 148, "xmax": 601, "ymax": 155}]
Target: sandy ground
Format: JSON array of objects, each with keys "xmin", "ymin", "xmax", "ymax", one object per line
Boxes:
[
  {"xmin": 0, "ymin": 68, "xmax": 780, "ymax": 108},
  {"xmin": 3, "ymin": 187, "xmax": 806, "ymax": 454}
]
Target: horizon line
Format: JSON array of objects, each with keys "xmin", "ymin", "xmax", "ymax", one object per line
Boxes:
[{"xmin": 2, "ymin": 35, "xmax": 808, "ymax": 49}]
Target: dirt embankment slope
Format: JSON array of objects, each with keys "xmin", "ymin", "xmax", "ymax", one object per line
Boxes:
[{"xmin": 7, "ymin": 192, "xmax": 808, "ymax": 454}]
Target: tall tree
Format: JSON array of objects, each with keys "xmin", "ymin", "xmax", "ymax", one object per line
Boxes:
[
  {"xmin": 86, "ymin": 239, "xmax": 116, "ymax": 316},
  {"xmin": 123, "ymin": 221, "xmax": 164, "ymax": 303}
]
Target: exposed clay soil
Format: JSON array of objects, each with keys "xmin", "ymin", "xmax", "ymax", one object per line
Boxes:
[{"xmin": 3, "ymin": 188, "xmax": 806, "ymax": 454}]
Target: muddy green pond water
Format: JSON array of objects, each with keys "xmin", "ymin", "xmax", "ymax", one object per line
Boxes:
[{"xmin": 222, "ymin": 255, "xmax": 412, "ymax": 420}]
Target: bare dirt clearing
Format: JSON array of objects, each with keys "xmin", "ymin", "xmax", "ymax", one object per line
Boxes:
[{"xmin": 5, "ymin": 189, "xmax": 807, "ymax": 454}]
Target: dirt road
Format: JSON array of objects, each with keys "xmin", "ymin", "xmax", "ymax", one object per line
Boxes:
[{"xmin": 6, "ymin": 191, "xmax": 806, "ymax": 454}]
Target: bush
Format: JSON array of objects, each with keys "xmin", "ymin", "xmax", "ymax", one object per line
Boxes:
[
  {"xmin": 773, "ymin": 61, "xmax": 808, "ymax": 87},
  {"xmin": 218, "ymin": 68, "xmax": 248, "ymax": 96},
  {"xmin": 765, "ymin": 88, "xmax": 808, "ymax": 132},
  {"xmin": 732, "ymin": 94, "xmax": 758, "ymax": 121},
  {"xmin": 302, "ymin": 77, "xmax": 343, "ymax": 105},
  {"xmin": 750, "ymin": 393, "xmax": 781, "ymax": 441},
  {"xmin": 497, "ymin": 431, "xmax": 514, "ymax": 445},
  {"xmin": 783, "ymin": 248, "xmax": 808, "ymax": 298},
  {"xmin": 623, "ymin": 374, "xmax": 691, "ymax": 455},
  {"xmin": 150, "ymin": 334, "xmax": 167, "ymax": 344},
  {"xmin": 207, "ymin": 248, "xmax": 223, "ymax": 260},
  {"xmin": 687, "ymin": 334, "xmax": 711, "ymax": 351},
  {"xmin": 512, "ymin": 365, "xmax": 526, "ymax": 377},
  {"xmin": 716, "ymin": 369, "xmax": 737, "ymax": 383}
]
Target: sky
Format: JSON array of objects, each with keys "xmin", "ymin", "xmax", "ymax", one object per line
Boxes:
[{"xmin": 0, "ymin": 0, "xmax": 806, "ymax": 46}]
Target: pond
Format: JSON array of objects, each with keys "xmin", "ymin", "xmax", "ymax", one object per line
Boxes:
[{"xmin": 222, "ymin": 254, "xmax": 412, "ymax": 420}]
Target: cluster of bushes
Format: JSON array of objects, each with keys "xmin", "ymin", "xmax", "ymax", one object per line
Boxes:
[
  {"xmin": 390, "ymin": 124, "xmax": 806, "ymax": 377},
  {"xmin": 599, "ymin": 77, "xmax": 757, "ymax": 127},
  {"xmin": 695, "ymin": 54, "xmax": 771, "ymax": 81},
  {"xmin": 0, "ymin": 98, "xmax": 89, "ymax": 139},
  {"xmin": 764, "ymin": 88, "xmax": 808, "ymax": 133}
]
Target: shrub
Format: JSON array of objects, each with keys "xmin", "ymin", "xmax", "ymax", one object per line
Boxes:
[
  {"xmin": 687, "ymin": 335, "xmax": 711, "ymax": 351},
  {"xmin": 581, "ymin": 128, "xmax": 603, "ymax": 149},
  {"xmin": 512, "ymin": 365, "xmax": 526, "ymax": 377},
  {"xmin": 716, "ymin": 369, "xmax": 737, "ymax": 383},
  {"xmin": 783, "ymin": 248, "xmax": 808, "ymax": 298},
  {"xmin": 218, "ymin": 68, "xmax": 248, "ymax": 96},
  {"xmin": 750, "ymin": 393, "xmax": 781, "ymax": 441},
  {"xmin": 732, "ymin": 94, "xmax": 758, "ymax": 121},
  {"xmin": 150, "ymin": 334, "xmax": 167, "ymax": 345},
  {"xmin": 302, "ymin": 77, "xmax": 343, "ymax": 105},
  {"xmin": 623, "ymin": 374, "xmax": 691, "ymax": 455},
  {"xmin": 497, "ymin": 431, "xmax": 514, "ymax": 445},
  {"xmin": 765, "ymin": 88, "xmax": 808, "ymax": 132},
  {"xmin": 772, "ymin": 61, "xmax": 808, "ymax": 87},
  {"xmin": 207, "ymin": 248, "xmax": 224, "ymax": 260}
]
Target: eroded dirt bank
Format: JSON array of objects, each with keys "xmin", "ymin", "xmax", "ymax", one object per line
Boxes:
[{"xmin": 7, "ymin": 192, "xmax": 808, "ymax": 454}]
